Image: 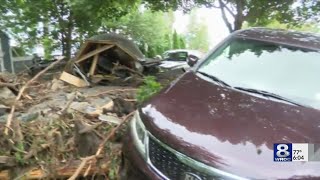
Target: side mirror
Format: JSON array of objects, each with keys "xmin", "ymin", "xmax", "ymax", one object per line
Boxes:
[{"xmin": 187, "ymin": 54, "xmax": 200, "ymax": 67}]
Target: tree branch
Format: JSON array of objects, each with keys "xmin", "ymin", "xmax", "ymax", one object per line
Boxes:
[
  {"xmin": 219, "ymin": 0, "xmax": 236, "ymax": 17},
  {"xmin": 218, "ymin": 0, "xmax": 233, "ymax": 32}
]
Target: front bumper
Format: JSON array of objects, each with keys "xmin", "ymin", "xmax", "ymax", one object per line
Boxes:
[{"xmin": 120, "ymin": 129, "xmax": 163, "ymax": 180}]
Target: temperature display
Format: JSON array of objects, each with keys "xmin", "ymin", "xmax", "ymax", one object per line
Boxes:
[{"xmin": 274, "ymin": 143, "xmax": 320, "ymax": 162}]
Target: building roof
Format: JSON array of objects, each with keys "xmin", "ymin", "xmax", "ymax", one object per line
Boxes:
[
  {"xmin": 234, "ymin": 28, "xmax": 320, "ymax": 51},
  {"xmin": 88, "ymin": 33, "xmax": 144, "ymax": 60}
]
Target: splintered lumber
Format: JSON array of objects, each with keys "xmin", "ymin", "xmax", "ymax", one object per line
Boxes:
[
  {"xmin": 0, "ymin": 158, "xmax": 109, "ymax": 179},
  {"xmin": 74, "ymin": 41, "xmax": 89, "ymax": 60},
  {"xmin": 75, "ymin": 45, "xmax": 114, "ymax": 63},
  {"xmin": 89, "ymin": 44, "xmax": 100, "ymax": 76},
  {"xmin": 0, "ymin": 156, "xmax": 16, "ymax": 167},
  {"xmin": 0, "ymin": 170, "xmax": 9, "ymax": 180},
  {"xmin": 60, "ymin": 71, "xmax": 88, "ymax": 87}
]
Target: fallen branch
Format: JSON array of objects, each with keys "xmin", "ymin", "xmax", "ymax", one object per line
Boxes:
[
  {"xmin": 4, "ymin": 57, "xmax": 65, "ymax": 135},
  {"xmin": 67, "ymin": 156, "xmax": 95, "ymax": 180},
  {"xmin": 68, "ymin": 111, "xmax": 135, "ymax": 180},
  {"xmin": 124, "ymin": 98, "xmax": 137, "ymax": 102},
  {"xmin": 87, "ymin": 88, "xmax": 137, "ymax": 98},
  {"xmin": 0, "ymin": 82, "xmax": 20, "ymax": 88}
]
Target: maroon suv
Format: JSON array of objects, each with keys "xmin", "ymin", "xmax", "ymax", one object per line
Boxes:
[{"xmin": 120, "ymin": 28, "xmax": 320, "ymax": 180}]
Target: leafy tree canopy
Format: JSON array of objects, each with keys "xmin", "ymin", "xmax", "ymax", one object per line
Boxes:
[
  {"xmin": 0, "ymin": 0, "xmax": 139, "ymax": 59},
  {"xmin": 143, "ymin": 0, "xmax": 304, "ymax": 32}
]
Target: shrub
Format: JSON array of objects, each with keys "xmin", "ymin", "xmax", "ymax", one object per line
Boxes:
[{"xmin": 137, "ymin": 76, "xmax": 162, "ymax": 103}]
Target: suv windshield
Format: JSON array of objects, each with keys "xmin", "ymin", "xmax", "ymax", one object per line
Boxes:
[
  {"xmin": 163, "ymin": 51, "xmax": 188, "ymax": 61},
  {"xmin": 198, "ymin": 38, "xmax": 320, "ymax": 109}
]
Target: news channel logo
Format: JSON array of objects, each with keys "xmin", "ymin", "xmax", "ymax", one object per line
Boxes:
[
  {"xmin": 274, "ymin": 143, "xmax": 320, "ymax": 162},
  {"xmin": 274, "ymin": 143, "xmax": 292, "ymax": 162}
]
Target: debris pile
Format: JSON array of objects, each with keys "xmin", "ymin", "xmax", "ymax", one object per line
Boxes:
[
  {"xmin": 60, "ymin": 33, "xmax": 162, "ymax": 87},
  {"xmin": 0, "ymin": 33, "xmax": 183, "ymax": 179},
  {"xmin": 0, "ymin": 61, "xmax": 138, "ymax": 179}
]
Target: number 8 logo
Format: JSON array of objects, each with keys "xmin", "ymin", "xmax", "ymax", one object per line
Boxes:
[{"xmin": 276, "ymin": 144, "xmax": 290, "ymax": 157}]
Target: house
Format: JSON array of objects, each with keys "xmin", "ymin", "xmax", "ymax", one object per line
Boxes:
[
  {"xmin": 0, "ymin": 31, "xmax": 14, "ymax": 72},
  {"xmin": 0, "ymin": 30, "xmax": 34, "ymax": 73}
]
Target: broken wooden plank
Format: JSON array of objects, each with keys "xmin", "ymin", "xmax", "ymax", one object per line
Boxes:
[
  {"xmin": 74, "ymin": 41, "xmax": 90, "ymax": 60},
  {"xmin": 0, "ymin": 156, "xmax": 16, "ymax": 167},
  {"xmin": 75, "ymin": 45, "xmax": 114, "ymax": 63},
  {"xmin": 89, "ymin": 45, "xmax": 100, "ymax": 76},
  {"xmin": 59, "ymin": 71, "xmax": 88, "ymax": 88},
  {"xmin": 0, "ymin": 170, "xmax": 9, "ymax": 180}
]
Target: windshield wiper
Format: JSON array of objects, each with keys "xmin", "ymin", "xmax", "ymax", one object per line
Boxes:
[
  {"xmin": 197, "ymin": 71, "xmax": 230, "ymax": 87},
  {"xmin": 234, "ymin": 87, "xmax": 305, "ymax": 107}
]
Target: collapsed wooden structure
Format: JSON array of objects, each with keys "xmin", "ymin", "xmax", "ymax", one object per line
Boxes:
[{"xmin": 60, "ymin": 33, "xmax": 145, "ymax": 87}]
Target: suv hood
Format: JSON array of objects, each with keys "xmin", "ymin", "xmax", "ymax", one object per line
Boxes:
[
  {"xmin": 140, "ymin": 72, "xmax": 320, "ymax": 180},
  {"xmin": 159, "ymin": 60, "xmax": 188, "ymax": 69}
]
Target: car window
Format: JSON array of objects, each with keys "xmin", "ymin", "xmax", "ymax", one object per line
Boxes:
[{"xmin": 198, "ymin": 38, "xmax": 320, "ymax": 109}]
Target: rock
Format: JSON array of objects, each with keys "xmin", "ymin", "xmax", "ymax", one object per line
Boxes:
[
  {"xmin": 89, "ymin": 96, "xmax": 112, "ymax": 107},
  {"xmin": 98, "ymin": 114, "xmax": 121, "ymax": 124},
  {"xmin": 51, "ymin": 78, "xmax": 65, "ymax": 91},
  {"xmin": 70, "ymin": 102, "xmax": 102, "ymax": 116},
  {"xmin": 70, "ymin": 97, "xmax": 114, "ymax": 117},
  {"xmin": 74, "ymin": 120, "xmax": 102, "ymax": 157},
  {"xmin": 19, "ymin": 112, "xmax": 39, "ymax": 121},
  {"xmin": 112, "ymin": 97, "xmax": 135, "ymax": 116},
  {"xmin": 0, "ymin": 87, "xmax": 16, "ymax": 100},
  {"xmin": 0, "ymin": 104, "xmax": 10, "ymax": 116}
]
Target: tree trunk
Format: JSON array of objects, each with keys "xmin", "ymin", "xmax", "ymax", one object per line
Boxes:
[
  {"xmin": 61, "ymin": 31, "xmax": 66, "ymax": 57},
  {"xmin": 233, "ymin": 0, "xmax": 245, "ymax": 31},
  {"xmin": 218, "ymin": 0, "xmax": 245, "ymax": 32},
  {"xmin": 64, "ymin": 30, "xmax": 72, "ymax": 60},
  {"xmin": 64, "ymin": 12, "xmax": 73, "ymax": 60}
]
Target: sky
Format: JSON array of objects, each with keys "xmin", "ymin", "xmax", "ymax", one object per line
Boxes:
[{"xmin": 173, "ymin": 7, "xmax": 230, "ymax": 49}]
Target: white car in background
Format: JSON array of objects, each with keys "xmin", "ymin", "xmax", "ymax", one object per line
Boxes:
[{"xmin": 160, "ymin": 49, "xmax": 204, "ymax": 70}]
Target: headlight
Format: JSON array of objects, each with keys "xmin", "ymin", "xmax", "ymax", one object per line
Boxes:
[{"xmin": 130, "ymin": 111, "xmax": 147, "ymax": 158}]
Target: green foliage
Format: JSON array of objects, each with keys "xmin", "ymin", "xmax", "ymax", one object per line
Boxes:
[
  {"xmin": 11, "ymin": 46, "xmax": 27, "ymax": 57},
  {"xmin": 297, "ymin": 0, "xmax": 320, "ymax": 23},
  {"xmin": 164, "ymin": 33, "xmax": 172, "ymax": 51},
  {"xmin": 107, "ymin": 9, "xmax": 175, "ymax": 57},
  {"xmin": 179, "ymin": 37, "xmax": 186, "ymax": 49},
  {"xmin": 185, "ymin": 9, "xmax": 209, "ymax": 51},
  {"xmin": 172, "ymin": 30, "xmax": 180, "ymax": 49},
  {"xmin": 14, "ymin": 142, "xmax": 25, "ymax": 165},
  {"xmin": 0, "ymin": 0, "xmax": 139, "ymax": 58},
  {"xmin": 137, "ymin": 76, "xmax": 162, "ymax": 103},
  {"xmin": 143, "ymin": 0, "xmax": 301, "ymax": 32},
  {"xmin": 105, "ymin": 9, "xmax": 190, "ymax": 57}
]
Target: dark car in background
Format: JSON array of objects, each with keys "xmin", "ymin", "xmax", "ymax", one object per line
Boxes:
[{"xmin": 120, "ymin": 28, "xmax": 320, "ymax": 180}]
